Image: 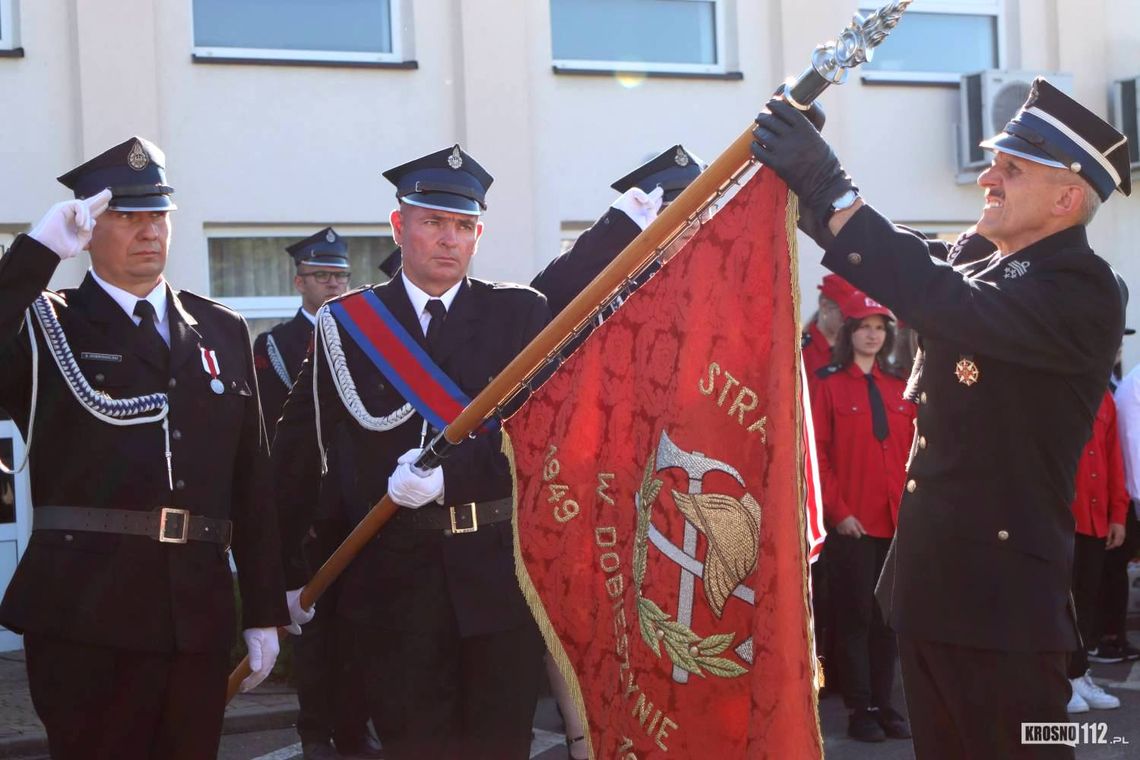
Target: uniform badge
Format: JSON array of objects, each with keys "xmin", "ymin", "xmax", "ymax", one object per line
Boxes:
[
  {"xmin": 1003, "ymin": 260, "xmax": 1030, "ymax": 279},
  {"xmin": 674, "ymin": 146, "xmax": 690, "ymax": 167},
  {"xmin": 447, "ymin": 147, "xmax": 463, "ymax": 169},
  {"xmin": 127, "ymin": 140, "xmax": 149, "ymax": 171},
  {"xmin": 325, "ymin": 229, "xmax": 337, "ymax": 243},
  {"xmin": 955, "ymin": 358, "xmax": 980, "ymax": 386},
  {"xmin": 199, "ymin": 346, "xmax": 225, "ymax": 394}
]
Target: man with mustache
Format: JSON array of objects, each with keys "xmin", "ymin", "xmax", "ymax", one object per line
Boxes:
[{"xmin": 754, "ymin": 79, "xmax": 1130, "ymax": 757}]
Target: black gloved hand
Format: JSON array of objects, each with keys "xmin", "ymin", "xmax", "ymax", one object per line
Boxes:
[
  {"xmin": 752, "ymin": 97, "xmax": 855, "ymax": 235},
  {"xmin": 773, "ymin": 84, "xmax": 826, "ymax": 132}
]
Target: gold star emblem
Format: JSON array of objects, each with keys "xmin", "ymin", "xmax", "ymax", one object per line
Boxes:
[{"xmin": 955, "ymin": 358, "xmax": 980, "ymax": 386}]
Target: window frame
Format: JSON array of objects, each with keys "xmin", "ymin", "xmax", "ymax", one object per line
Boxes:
[
  {"xmin": 859, "ymin": 0, "xmax": 1005, "ymax": 86},
  {"xmin": 190, "ymin": 0, "xmax": 405, "ymax": 65},
  {"xmin": 550, "ymin": 0, "xmax": 727, "ymax": 75},
  {"xmin": 204, "ymin": 223, "xmax": 394, "ymax": 323},
  {"xmin": 0, "ymin": 1, "xmax": 19, "ymax": 51}
]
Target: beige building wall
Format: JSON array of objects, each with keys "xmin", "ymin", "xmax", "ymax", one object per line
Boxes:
[{"xmin": 0, "ymin": 0, "xmax": 1137, "ymax": 360}]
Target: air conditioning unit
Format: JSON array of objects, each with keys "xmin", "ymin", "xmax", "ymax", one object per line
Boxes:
[
  {"xmin": 957, "ymin": 70, "xmax": 1074, "ymax": 175},
  {"xmin": 1110, "ymin": 76, "xmax": 1140, "ymax": 171}
]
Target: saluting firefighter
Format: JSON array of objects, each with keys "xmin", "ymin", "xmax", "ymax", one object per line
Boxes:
[
  {"xmin": 272, "ymin": 145, "xmax": 550, "ymax": 759},
  {"xmin": 755, "ymin": 79, "xmax": 1130, "ymax": 758},
  {"xmin": 0, "ymin": 137, "xmax": 310, "ymax": 760},
  {"xmin": 253, "ymin": 228, "xmax": 352, "ymax": 441}
]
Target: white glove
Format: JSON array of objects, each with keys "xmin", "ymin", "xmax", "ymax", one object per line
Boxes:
[
  {"xmin": 240, "ymin": 627, "xmax": 280, "ymax": 692},
  {"xmin": 28, "ymin": 188, "xmax": 112, "ymax": 260},
  {"xmin": 610, "ymin": 186, "xmax": 664, "ymax": 231},
  {"xmin": 284, "ymin": 587, "xmax": 315, "ymax": 636},
  {"xmin": 387, "ymin": 448, "xmax": 444, "ymax": 508}
]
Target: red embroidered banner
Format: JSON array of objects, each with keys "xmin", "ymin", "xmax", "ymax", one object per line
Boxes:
[{"xmin": 506, "ymin": 168, "xmax": 821, "ymax": 758}]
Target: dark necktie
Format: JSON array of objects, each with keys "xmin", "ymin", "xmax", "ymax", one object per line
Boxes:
[
  {"xmin": 865, "ymin": 372, "xmax": 889, "ymax": 442},
  {"xmin": 133, "ymin": 299, "xmax": 169, "ymax": 367},
  {"xmin": 424, "ymin": 299, "xmax": 447, "ymax": 356}
]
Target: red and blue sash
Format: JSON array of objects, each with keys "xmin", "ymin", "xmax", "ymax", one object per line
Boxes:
[{"xmin": 328, "ymin": 290, "xmax": 498, "ymax": 433}]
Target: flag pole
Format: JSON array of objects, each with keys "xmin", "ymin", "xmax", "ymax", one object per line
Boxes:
[{"xmin": 226, "ymin": 0, "xmax": 914, "ymax": 702}]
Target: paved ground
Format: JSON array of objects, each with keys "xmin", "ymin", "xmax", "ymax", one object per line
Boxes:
[{"xmin": 2, "ymin": 634, "xmax": 1139, "ymax": 758}]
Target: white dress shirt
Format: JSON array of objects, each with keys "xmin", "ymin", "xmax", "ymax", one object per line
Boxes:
[
  {"xmin": 89, "ymin": 269, "xmax": 170, "ymax": 345},
  {"xmin": 300, "ymin": 308, "xmax": 317, "ymax": 325},
  {"xmin": 401, "ymin": 274, "xmax": 462, "ymax": 336},
  {"xmin": 1113, "ymin": 365, "xmax": 1140, "ymax": 516}
]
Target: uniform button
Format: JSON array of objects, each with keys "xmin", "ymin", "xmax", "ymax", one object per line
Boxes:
[
  {"xmin": 997, "ymin": 530, "xmax": 1009, "ymax": 541},
  {"xmin": 920, "ymin": 392, "xmax": 928, "ymax": 404},
  {"xmin": 64, "ymin": 534, "xmax": 74, "ymax": 542},
  {"xmin": 94, "ymin": 373, "xmax": 105, "ymax": 383},
  {"xmin": 1091, "ymin": 472, "xmax": 1098, "ymax": 479},
  {"xmin": 1091, "ymin": 497, "xmax": 1098, "ymax": 504},
  {"xmin": 851, "ymin": 406, "xmax": 858, "ymax": 412},
  {"xmin": 918, "ymin": 436, "xmax": 927, "ymax": 449},
  {"xmin": 847, "ymin": 252, "xmax": 863, "ymax": 265},
  {"xmin": 172, "ymin": 429, "xmax": 182, "ymax": 441},
  {"xmin": 1089, "ymin": 450, "xmax": 1095, "ymax": 456},
  {"xmin": 168, "ymin": 378, "xmax": 177, "ymax": 389},
  {"xmin": 906, "ymin": 480, "xmax": 917, "ymax": 493},
  {"xmin": 175, "ymin": 479, "xmax": 186, "ymax": 490}
]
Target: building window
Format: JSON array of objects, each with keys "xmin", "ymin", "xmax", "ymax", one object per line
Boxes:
[
  {"xmin": 0, "ymin": 1, "xmax": 19, "ymax": 51},
  {"xmin": 550, "ymin": 0, "xmax": 724, "ymax": 74},
  {"xmin": 206, "ymin": 227, "xmax": 396, "ymax": 336},
  {"xmin": 861, "ymin": 0, "xmax": 1003, "ymax": 84},
  {"xmin": 192, "ymin": 0, "xmax": 402, "ymax": 64}
]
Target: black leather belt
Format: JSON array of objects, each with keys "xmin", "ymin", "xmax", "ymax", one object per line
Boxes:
[
  {"xmin": 33, "ymin": 506, "xmax": 233, "ymax": 547},
  {"xmin": 390, "ymin": 498, "xmax": 512, "ymax": 534}
]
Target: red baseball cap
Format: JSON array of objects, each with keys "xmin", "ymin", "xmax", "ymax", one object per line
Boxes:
[
  {"xmin": 818, "ymin": 274, "xmax": 857, "ymax": 306},
  {"xmin": 843, "ymin": 290, "xmax": 895, "ymax": 322}
]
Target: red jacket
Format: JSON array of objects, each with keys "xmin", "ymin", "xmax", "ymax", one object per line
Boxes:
[
  {"xmin": 1070, "ymin": 390, "xmax": 1129, "ymax": 537},
  {"xmin": 812, "ymin": 362, "xmax": 916, "ymax": 538},
  {"xmin": 801, "ymin": 322, "xmax": 833, "ymax": 378}
]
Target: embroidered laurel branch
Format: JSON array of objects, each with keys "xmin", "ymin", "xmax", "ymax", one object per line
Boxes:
[
  {"xmin": 636, "ymin": 596, "xmax": 748, "ymax": 678},
  {"xmin": 632, "ymin": 450, "xmax": 747, "ymax": 679}
]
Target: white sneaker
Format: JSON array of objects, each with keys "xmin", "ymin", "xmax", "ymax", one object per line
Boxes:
[
  {"xmin": 1072, "ymin": 671, "xmax": 1120, "ymax": 710},
  {"xmin": 1067, "ymin": 685, "xmax": 1090, "ymax": 713}
]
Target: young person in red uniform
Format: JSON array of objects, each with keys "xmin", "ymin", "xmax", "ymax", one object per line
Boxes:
[
  {"xmin": 802, "ymin": 274, "xmax": 856, "ymax": 377},
  {"xmin": 1066, "ymin": 389, "xmax": 1128, "ymax": 713},
  {"xmin": 812, "ymin": 291, "xmax": 915, "ymax": 742}
]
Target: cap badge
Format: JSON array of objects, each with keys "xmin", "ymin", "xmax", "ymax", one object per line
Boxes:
[
  {"xmin": 447, "ymin": 147, "xmax": 463, "ymax": 170},
  {"xmin": 325, "ymin": 230, "xmax": 337, "ymax": 243},
  {"xmin": 1003, "ymin": 260, "xmax": 1030, "ymax": 280},
  {"xmin": 955, "ymin": 357, "xmax": 980, "ymax": 386},
  {"xmin": 674, "ymin": 147, "xmax": 690, "ymax": 167},
  {"xmin": 127, "ymin": 140, "xmax": 149, "ymax": 171}
]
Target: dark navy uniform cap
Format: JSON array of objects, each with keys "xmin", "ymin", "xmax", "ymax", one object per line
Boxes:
[
  {"xmin": 377, "ymin": 247, "xmax": 402, "ymax": 278},
  {"xmin": 611, "ymin": 145, "xmax": 706, "ymax": 203},
  {"xmin": 980, "ymin": 78, "xmax": 1131, "ymax": 201},
  {"xmin": 382, "ymin": 145, "xmax": 493, "ymax": 216},
  {"xmin": 286, "ymin": 227, "xmax": 350, "ymax": 269},
  {"xmin": 57, "ymin": 136, "xmax": 176, "ymax": 211}
]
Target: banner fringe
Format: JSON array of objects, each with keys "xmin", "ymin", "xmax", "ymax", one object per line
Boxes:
[{"xmin": 504, "ymin": 430, "xmax": 595, "ymax": 759}]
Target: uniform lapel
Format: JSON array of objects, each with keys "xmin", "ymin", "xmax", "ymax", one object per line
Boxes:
[
  {"xmin": 167, "ymin": 287, "xmax": 204, "ymax": 375},
  {"xmin": 74, "ymin": 273, "xmax": 165, "ymax": 371},
  {"xmin": 431, "ymin": 279, "xmax": 478, "ymax": 367}
]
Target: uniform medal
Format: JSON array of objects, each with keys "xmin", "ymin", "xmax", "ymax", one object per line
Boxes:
[{"xmin": 200, "ymin": 346, "xmax": 225, "ymax": 394}]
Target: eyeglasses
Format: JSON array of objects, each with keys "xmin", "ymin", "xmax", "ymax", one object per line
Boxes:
[{"xmin": 300, "ymin": 271, "xmax": 351, "ymax": 283}]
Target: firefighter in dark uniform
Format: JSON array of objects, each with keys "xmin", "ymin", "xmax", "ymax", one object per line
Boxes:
[
  {"xmin": 0, "ymin": 137, "xmax": 300, "ymax": 760},
  {"xmin": 272, "ymin": 145, "xmax": 550, "ymax": 759},
  {"xmin": 754, "ymin": 79, "xmax": 1131, "ymax": 758},
  {"xmin": 253, "ymin": 228, "xmax": 352, "ymax": 441},
  {"xmin": 531, "ymin": 144, "xmax": 705, "ymax": 319},
  {"xmin": 252, "ymin": 232, "xmax": 381, "ymax": 760}
]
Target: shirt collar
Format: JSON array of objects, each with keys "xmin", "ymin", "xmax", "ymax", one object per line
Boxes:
[
  {"xmin": 89, "ymin": 268, "xmax": 167, "ymax": 323},
  {"xmin": 300, "ymin": 308, "xmax": 317, "ymax": 325},
  {"xmin": 844, "ymin": 361, "xmax": 883, "ymax": 380},
  {"xmin": 401, "ymin": 274, "xmax": 462, "ymax": 317}
]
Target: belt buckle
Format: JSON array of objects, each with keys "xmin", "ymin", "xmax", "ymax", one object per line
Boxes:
[
  {"xmin": 448, "ymin": 503, "xmax": 479, "ymax": 534},
  {"xmin": 158, "ymin": 507, "xmax": 190, "ymax": 544}
]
